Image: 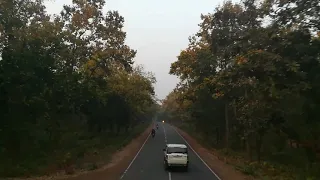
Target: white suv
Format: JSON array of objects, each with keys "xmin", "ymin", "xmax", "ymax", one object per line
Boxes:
[{"xmin": 163, "ymin": 143, "xmax": 189, "ymax": 171}]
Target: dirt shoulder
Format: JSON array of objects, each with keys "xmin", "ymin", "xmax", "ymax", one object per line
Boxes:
[
  {"xmin": 60, "ymin": 124, "xmax": 152, "ymax": 180},
  {"xmin": 9, "ymin": 124, "xmax": 152, "ymax": 180},
  {"xmin": 175, "ymin": 126, "xmax": 253, "ymax": 180}
]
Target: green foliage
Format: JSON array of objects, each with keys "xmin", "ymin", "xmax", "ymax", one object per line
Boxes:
[
  {"xmin": 0, "ymin": 0, "xmax": 157, "ymax": 178},
  {"xmin": 163, "ymin": 0, "xmax": 320, "ymax": 179}
]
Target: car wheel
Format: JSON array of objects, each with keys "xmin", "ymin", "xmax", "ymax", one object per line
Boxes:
[
  {"xmin": 184, "ymin": 164, "xmax": 189, "ymax": 172},
  {"xmin": 163, "ymin": 160, "xmax": 168, "ymax": 170}
]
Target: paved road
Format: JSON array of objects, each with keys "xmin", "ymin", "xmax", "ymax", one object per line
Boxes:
[{"xmin": 120, "ymin": 122, "xmax": 221, "ymax": 180}]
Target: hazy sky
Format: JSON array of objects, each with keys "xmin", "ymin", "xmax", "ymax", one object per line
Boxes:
[{"xmin": 44, "ymin": 0, "xmax": 225, "ymax": 100}]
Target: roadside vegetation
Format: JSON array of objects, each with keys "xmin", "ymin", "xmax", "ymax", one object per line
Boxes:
[
  {"xmin": 0, "ymin": 0, "xmax": 157, "ymax": 178},
  {"xmin": 159, "ymin": 0, "xmax": 320, "ymax": 179}
]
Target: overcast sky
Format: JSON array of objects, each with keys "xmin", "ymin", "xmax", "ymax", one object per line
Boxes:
[{"xmin": 44, "ymin": 0, "xmax": 227, "ymax": 100}]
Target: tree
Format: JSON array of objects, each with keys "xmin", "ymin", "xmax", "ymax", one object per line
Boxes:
[
  {"xmin": 163, "ymin": 0, "xmax": 320, "ymax": 178},
  {"xmin": 0, "ymin": 0, "xmax": 156, "ymax": 177}
]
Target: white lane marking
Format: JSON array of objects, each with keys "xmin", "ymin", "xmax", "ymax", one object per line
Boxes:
[
  {"xmin": 119, "ymin": 132, "xmax": 151, "ymax": 179},
  {"xmin": 163, "ymin": 123, "xmax": 167, "ymax": 143},
  {"xmin": 162, "ymin": 124, "xmax": 171, "ymax": 180},
  {"xmin": 172, "ymin": 126, "xmax": 222, "ymax": 180}
]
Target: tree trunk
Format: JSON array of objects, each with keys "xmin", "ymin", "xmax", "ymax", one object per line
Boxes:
[
  {"xmin": 125, "ymin": 124, "xmax": 129, "ymax": 133},
  {"xmin": 216, "ymin": 127, "xmax": 219, "ymax": 144},
  {"xmin": 233, "ymin": 99, "xmax": 237, "ymax": 117},
  {"xmin": 242, "ymin": 138, "xmax": 246, "ymax": 151},
  {"xmin": 116, "ymin": 125, "xmax": 121, "ymax": 135},
  {"xmin": 256, "ymin": 133, "xmax": 262, "ymax": 162},
  {"xmin": 225, "ymin": 102, "xmax": 229, "ymax": 149},
  {"xmin": 246, "ymin": 134, "xmax": 253, "ymax": 161}
]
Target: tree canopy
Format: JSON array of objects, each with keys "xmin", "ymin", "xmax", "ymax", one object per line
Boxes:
[
  {"xmin": 0, "ymin": 0, "xmax": 157, "ymax": 177},
  {"xmin": 162, "ymin": 0, "xmax": 320, "ymax": 178}
]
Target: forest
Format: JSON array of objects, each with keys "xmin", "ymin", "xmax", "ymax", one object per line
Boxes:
[
  {"xmin": 160, "ymin": 0, "xmax": 320, "ymax": 179},
  {"xmin": 0, "ymin": 0, "xmax": 158, "ymax": 177}
]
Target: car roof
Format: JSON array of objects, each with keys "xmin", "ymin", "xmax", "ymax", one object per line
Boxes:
[{"xmin": 167, "ymin": 144, "xmax": 187, "ymax": 148}]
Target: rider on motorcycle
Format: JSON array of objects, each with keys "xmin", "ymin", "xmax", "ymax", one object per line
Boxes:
[
  {"xmin": 156, "ymin": 124, "xmax": 159, "ymax": 129},
  {"xmin": 151, "ymin": 128, "xmax": 156, "ymax": 136}
]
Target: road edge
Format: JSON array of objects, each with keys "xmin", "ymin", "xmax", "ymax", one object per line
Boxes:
[
  {"xmin": 119, "ymin": 130, "xmax": 150, "ymax": 179},
  {"xmin": 172, "ymin": 125, "xmax": 249, "ymax": 180},
  {"xmin": 45, "ymin": 123, "xmax": 153, "ymax": 180},
  {"xmin": 107, "ymin": 123, "xmax": 153, "ymax": 180},
  {"xmin": 66, "ymin": 123, "xmax": 153, "ymax": 180},
  {"xmin": 172, "ymin": 126, "xmax": 221, "ymax": 180}
]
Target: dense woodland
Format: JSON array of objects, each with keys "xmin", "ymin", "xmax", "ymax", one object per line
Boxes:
[
  {"xmin": 160, "ymin": 0, "xmax": 320, "ymax": 179},
  {"xmin": 0, "ymin": 0, "xmax": 157, "ymax": 177}
]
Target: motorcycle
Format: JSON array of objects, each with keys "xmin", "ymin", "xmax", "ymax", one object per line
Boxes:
[
  {"xmin": 156, "ymin": 125, "xmax": 159, "ymax": 129},
  {"xmin": 152, "ymin": 132, "xmax": 155, "ymax": 138}
]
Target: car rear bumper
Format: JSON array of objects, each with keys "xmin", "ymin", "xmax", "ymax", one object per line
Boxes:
[
  {"xmin": 168, "ymin": 163, "xmax": 188, "ymax": 167},
  {"xmin": 167, "ymin": 161, "xmax": 188, "ymax": 167}
]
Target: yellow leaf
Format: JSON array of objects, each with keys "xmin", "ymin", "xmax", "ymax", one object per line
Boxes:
[{"xmin": 87, "ymin": 59, "xmax": 96, "ymax": 68}]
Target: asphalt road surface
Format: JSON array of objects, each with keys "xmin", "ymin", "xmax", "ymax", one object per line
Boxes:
[{"xmin": 120, "ymin": 122, "xmax": 221, "ymax": 180}]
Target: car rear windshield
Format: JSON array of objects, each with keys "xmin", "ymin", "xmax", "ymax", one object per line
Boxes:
[{"xmin": 167, "ymin": 147, "xmax": 187, "ymax": 154}]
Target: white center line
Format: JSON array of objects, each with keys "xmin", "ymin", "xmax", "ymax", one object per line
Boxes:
[
  {"xmin": 163, "ymin": 123, "xmax": 167, "ymax": 143},
  {"xmin": 162, "ymin": 124, "xmax": 171, "ymax": 180}
]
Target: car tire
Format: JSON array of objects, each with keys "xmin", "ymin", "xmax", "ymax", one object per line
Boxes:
[
  {"xmin": 184, "ymin": 164, "xmax": 189, "ymax": 172},
  {"xmin": 164, "ymin": 160, "xmax": 169, "ymax": 170}
]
